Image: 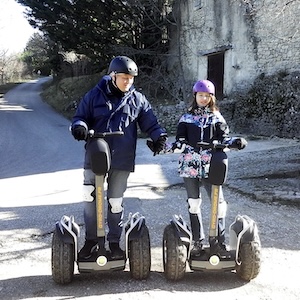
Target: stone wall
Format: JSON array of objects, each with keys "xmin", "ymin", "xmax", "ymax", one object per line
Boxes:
[
  {"xmin": 254, "ymin": 0, "xmax": 300, "ymax": 75},
  {"xmin": 152, "ymin": 101, "xmax": 187, "ymax": 135}
]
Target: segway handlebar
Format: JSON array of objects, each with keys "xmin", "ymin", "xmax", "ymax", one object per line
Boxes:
[
  {"xmin": 197, "ymin": 137, "xmax": 247, "ymax": 151},
  {"xmin": 88, "ymin": 130, "xmax": 124, "ymax": 138},
  {"xmin": 197, "ymin": 141, "xmax": 226, "ymax": 150}
]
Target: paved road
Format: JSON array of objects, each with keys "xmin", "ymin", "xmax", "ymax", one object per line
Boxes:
[{"xmin": 0, "ymin": 78, "xmax": 299, "ymax": 300}]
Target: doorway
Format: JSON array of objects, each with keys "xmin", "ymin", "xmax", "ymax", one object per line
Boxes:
[{"xmin": 207, "ymin": 52, "xmax": 224, "ymax": 100}]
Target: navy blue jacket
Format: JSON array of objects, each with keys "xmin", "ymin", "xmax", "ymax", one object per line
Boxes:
[{"xmin": 72, "ymin": 75, "xmax": 166, "ymax": 172}]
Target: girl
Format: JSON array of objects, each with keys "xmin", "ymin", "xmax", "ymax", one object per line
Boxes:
[{"xmin": 175, "ymin": 79, "xmax": 230, "ymax": 257}]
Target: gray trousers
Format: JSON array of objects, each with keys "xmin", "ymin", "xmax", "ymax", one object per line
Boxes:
[
  {"xmin": 83, "ymin": 168, "xmax": 130, "ymax": 243},
  {"xmin": 183, "ymin": 177, "xmax": 226, "ymax": 244}
]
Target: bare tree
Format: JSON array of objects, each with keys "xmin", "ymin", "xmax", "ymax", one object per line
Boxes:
[{"xmin": 0, "ymin": 50, "xmax": 26, "ymax": 84}]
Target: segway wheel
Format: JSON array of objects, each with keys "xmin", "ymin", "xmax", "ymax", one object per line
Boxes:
[
  {"xmin": 51, "ymin": 230, "xmax": 75, "ymax": 284},
  {"xmin": 235, "ymin": 241, "xmax": 261, "ymax": 281},
  {"xmin": 162, "ymin": 224, "xmax": 187, "ymax": 281},
  {"xmin": 129, "ymin": 225, "xmax": 151, "ymax": 280}
]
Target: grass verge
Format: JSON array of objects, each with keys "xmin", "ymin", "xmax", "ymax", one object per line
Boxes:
[{"xmin": 41, "ymin": 73, "xmax": 102, "ymax": 119}]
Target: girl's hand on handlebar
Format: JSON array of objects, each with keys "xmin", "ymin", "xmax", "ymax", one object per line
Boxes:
[
  {"xmin": 172, "ymin": 139, "xmax": 187, "ymax": 153},
  {"xmin": 229, "ymin": 137, "xmax": 247, "ymax": 150}
]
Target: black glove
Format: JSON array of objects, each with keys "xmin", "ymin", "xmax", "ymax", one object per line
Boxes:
[
  {"xmin": 172, "ymin": 139, "xmax": 188, "ymax": 152},
  {"xmin": 230, "ymin": 137, "xmax": 247, "ymax": 150},
  {"xmin": 72, "ymin": 125, "xmax": 87, "ymax": 141},
  {"xmin": 153, "ymin": 135, "xmax": 167, "ymax": 154},
  {"xmin": 146, "ymin": 140, "xmax": 155, "ymax": 153},
  {"xmin": 147, "ymin": 134, "xmax": 167, "ymax": 156}
]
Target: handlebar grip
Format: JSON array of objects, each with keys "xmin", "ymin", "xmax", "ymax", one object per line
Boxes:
[{"xmin": 197, "ymin": 141, "xmax": 210, "ymax": 148}]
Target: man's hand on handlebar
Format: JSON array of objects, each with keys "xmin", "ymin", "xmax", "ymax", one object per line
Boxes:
[{"xmin": 72, "ymin": 125, "xmax": 88, "ymax": 141}]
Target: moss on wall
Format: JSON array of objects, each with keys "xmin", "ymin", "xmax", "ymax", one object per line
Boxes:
[{"xmin": 219, "ymin": 70, "xmax": 300, "ymax": 138}]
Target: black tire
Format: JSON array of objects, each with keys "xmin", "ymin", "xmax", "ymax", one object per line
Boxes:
[
  {"xmin": 162, "ymin": 224, "xmax": 187, "ymax": 281},
  {"xmin": 51, "ymin": 231, "xmax": 75, "ymax": 284},
  {"xmin": 235, "ymin": 241, "xmax": 261, "ymax": 281},
  {"xmin": 129, "ymin": 225, "xmax": 151, "ymax": 280}
]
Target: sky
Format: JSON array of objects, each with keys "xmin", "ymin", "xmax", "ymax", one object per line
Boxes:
[{"xmin": 0, "ymin": 0, "xmax": 37, "ymax": 54}]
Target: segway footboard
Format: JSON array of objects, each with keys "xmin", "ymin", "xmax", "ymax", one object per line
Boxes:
[{"xmin": 78, "ymin": 256, "xmax": 126, "ymax": 273}]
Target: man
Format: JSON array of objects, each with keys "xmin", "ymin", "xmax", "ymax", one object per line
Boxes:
[{"xmin": 71, "ymin": 56, "xmax": 167, "ymax": 259}]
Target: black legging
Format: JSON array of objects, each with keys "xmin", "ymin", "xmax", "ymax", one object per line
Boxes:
[{"xmin": 183, "ymin": 177, "xmax": 226, "ymax": 243}]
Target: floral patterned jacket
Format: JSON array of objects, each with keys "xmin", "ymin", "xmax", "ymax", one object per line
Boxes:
[{"xmin": 176, "ymin": 108, "xmax": 229, "ymax": 178}]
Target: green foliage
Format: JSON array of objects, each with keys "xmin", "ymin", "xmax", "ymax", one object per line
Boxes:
[
  {"xmin": 17, "ymin": 0, "xmax": 181, "ymax": 103},
  {"xmin": 17, "ymin": 0, "xmax": 173, "ymax": 70},
  {"xmin": 245, "ymin": 72, "xmax": 294, "ymax": 119},
  {"xmin": 15, "ymin": 0, "xmax": 184, "ymax": 111},
  {"xmin": 232, "ymin": 70, "xmax": 300, "ymax": 137},
  {"xmin": 20, "ymin": 33, "xmax": 59, "ymax": 75}
]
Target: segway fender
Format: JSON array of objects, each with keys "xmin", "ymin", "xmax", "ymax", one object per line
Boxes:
[
  {"xmin": 229, "ymin": 215, "xmax": 260, "ymax": 251},
  {"xmin": 127, "ymin": 217, "xmax": 146, "ymax": 241},
  {"xmin": 55, "ymin": 215, "xmax": 80, "ymax": 245},
  {"xmin": 170, "ymin": 215, "xmax": 192, "ymax": 245},
  {"xmin": 124, "ymin": 212, "xmax": 148, "ymax": 259}
]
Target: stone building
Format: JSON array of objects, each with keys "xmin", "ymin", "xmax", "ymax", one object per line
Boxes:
[{"xmin": 170, "ymin": 0, "xmax": 300, "ymax": 100}]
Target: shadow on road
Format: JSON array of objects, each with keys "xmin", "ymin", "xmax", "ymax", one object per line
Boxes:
[{"xmin": 0, "ymin": 270, "xmax": 248, "ymax": 299}]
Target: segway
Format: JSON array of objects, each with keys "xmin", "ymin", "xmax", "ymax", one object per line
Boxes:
[
  {"xmin": 162, "ymin": 139, "xmax": 261, "ymax": 281},
  {"xmin": 51, "ymin": 130, "xmax": 151, "ymax": 284}
]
